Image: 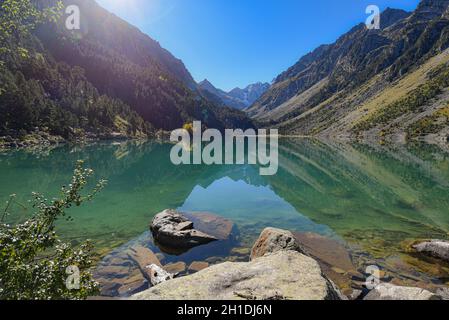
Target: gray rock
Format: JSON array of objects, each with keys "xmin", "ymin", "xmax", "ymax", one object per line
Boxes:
[
  {"xmin": 132, "ymin": 250, "xmax": 342, "ymax": 300},
  {"xmin": 150, "ymin": 210, "xmax": 218, "ymax": 250},
  {"xmin": 364, "ymin": 283, "xmax": 440, "ymax": 300},
  {"xmin": 413, "ymin": 240, "xmax": 449, "ymax": 262},
  {"xmin": 436, "ymin": 287, "xmax": 449, "ymax": 300},
  {"xmin": 349, "ymin": 289, "xmax": 363, "ymax": 300},
  {"xmin": 145, "ymin": 264, "xmax": 174, "ymax": 286},
  {"xmin": 96, "ymin": 268, "xmax": 148, "ymax": 297},
  {"xmin": 251, "ymin": 227, "xmax": 305, "ymax": 260}
]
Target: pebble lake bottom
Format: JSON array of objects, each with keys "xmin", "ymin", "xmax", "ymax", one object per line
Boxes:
[{"xmin": 1, "ymin": 138, "xmax": 449, "ymax": 296}]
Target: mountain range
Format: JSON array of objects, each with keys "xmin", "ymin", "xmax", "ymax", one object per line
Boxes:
[
  {"xmin": 247, "ymin": 0, "xmax": 449, "ymax": 143},
  {"xmin": 198, "ymin": 80, "xmax": 270, "ymax": 110},
  {"xmin": 0, "ymin": 0, "xmax": 253, "ymax": 141},
  {"xmin": 2, "ymin": 0, "xmax": 449, "ymax": 144}
]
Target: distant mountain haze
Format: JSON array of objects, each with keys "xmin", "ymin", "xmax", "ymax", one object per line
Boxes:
[
  {"xmin": 199, "ymin": 79, "xmax": 270, "ymax": 110},
  {"xmin": 229, "ymin": 82, "xmax": 271, "ymax": 108}
]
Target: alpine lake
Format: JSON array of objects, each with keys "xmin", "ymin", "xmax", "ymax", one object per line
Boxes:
[{"xmin": 1, "ymin": 138, "xmax": 449, "ymax": 296}]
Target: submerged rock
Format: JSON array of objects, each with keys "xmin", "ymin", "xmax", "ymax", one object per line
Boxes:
[
  {"xmin": 94, "ymin": 210, "xmax": 237, "ymax": 297},
  {"xmin": 95, "ymin": 265, "xmax": 131, "ymax": 279},
  {"xmin": 132, "ymin": 251, "xmax": 342, "ymax": 300},
  {"xmin": 183, "ymin": 212, "xmax": 236, "ymax": 240},
  {"xmin": 293, "ymin": 232, "xmax": 357, "ymax": 273},
  {"xmin": 126, "ymin": 245, "xmax": 176, "ymax": 286},
  {"xmin": 128, "ymin": 245, "xmax": 162, "ymax": 269},
  {"xmin": 116, "ymin": 269, "xmax": 149, "ymax": 297},
  {"xmin": 150, "ymin": 210, "xmax": 218, "ymax": 251},
  {"xmin": 128, "ymin": 246, "xmax": 162, "ymax": 266},
  {"xmin": 413, "ymin": 240, "xmax": 449, "ymax": 262},
  {"xmin": 188, "ymin": 261, "xmax": 209, "ymax": 273},
  {"xmin": 250, "ymin": 228, "xmax": 305, "ymax": 260},
  {"xmin": 364, "ymin": 284, "xmax": 440, "ymax": 300},
  {"xmin": 127, "ymin": 245, "xmax": 164, "ymax": 284},
  {"xmin": 163, "ymin": 262, "xmax": 187, "ymax": 275},
  {"xmin": 96, "ymin": 267, "xmax": 148, "ymax": 297},
  {"xmin": 293, "ymin": 232, "xmax": 361, "ymax": 297},
  {"xmin": 231, "ymin": 247, "xmax": 251, "ymax": 256}
]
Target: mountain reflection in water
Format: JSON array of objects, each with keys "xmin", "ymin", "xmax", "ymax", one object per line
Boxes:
[{"xmin": 1, "ymin": 138, "xmax": 449, "ymax": 291}]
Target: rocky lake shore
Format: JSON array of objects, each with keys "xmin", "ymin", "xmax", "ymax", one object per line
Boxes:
[
  {"xmin": 0, "ymin": 130, "xmax": 65, "ymax": 150},
  {"xmin": 91, "ymin": 210, "xmax": 449, "ymax": 301},
  {"xmin": 0, "ymin": 129, "xmax": 175, "ymax": 152}
]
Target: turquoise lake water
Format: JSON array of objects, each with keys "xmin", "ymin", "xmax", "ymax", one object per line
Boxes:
[{"xmin": 1, "ymin": 139, "xmax": 449, "ymax": 289}]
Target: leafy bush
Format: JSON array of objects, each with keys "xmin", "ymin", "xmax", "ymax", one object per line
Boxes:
[
  {"xmin": 0, "ymin": 161, "xmax": 106, "ymax": 300},
  {"xmin": 406, "ymin": 104, "xmax": 449, "ymax": 138},
  {"xmin": 407, "ymin": 117, "xmax": 444, "ymax": 138}
]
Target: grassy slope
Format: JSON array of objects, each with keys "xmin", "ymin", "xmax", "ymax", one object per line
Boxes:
[
  {"xmin": 255, "ymin": 78, "xmax": 329, "ymax": 123},
  {"xmin": 278, "ymin": 49, "xmax": 449, "ymax": 144}
]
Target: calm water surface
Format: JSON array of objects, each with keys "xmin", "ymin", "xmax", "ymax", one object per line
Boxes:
[{"xmin": 1, "ymin": 139, "xmax": 449, "ymax": 290}]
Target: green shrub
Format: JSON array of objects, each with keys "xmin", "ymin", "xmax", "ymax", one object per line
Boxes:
[
  {"xmin": 353, "ymin": 65, "xmax": 449, "ymax": 133},
  {"xmin": 407, "ymin": 117, "xmax": 444, "ymax": 138},
  {"xmin": 406, "ymin": 103, "xmax": 449, "ymax": 138},
  {"xmin": 0, "ymin": 161, "xmax": 106, "ymax": 300}
]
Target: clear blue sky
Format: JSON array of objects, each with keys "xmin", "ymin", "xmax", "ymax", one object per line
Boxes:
[{"xmin": 96, "ymin": 0, "xmax": 420, "ymax": 91}]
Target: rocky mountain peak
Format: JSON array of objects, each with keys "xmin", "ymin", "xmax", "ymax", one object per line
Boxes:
[
  {"xmin": 414, "ymin": 0, "xmax": 449, "ymax": 19},
  {"xmin": 248, "ymin": 0, "xmax": 449, "ymax": 134},
  {"xmin": 381, "ymin": 8, "xmax": 411, "ymax": 28},
  {"xmin": 198, "ymin": 79, "xmax": 270, "ymax": 110},
  {"xmin": 199, "ymin": 79, "xmax": 216, "ymax": 91}
]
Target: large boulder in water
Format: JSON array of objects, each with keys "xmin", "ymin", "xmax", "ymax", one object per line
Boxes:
[
  {"xmin": 150, "ymin": 210, "xmax": 229, "ymax": 251},
  {"xmin": 250, "ymin": 227, "xmax": 305, "ymax": 260},
  {"xmin": 132, "ymin": 250, "xmax": 342, "ymax": 300},
  {"xmin": 413, "ymin": 240, "xmax": 449, "ymax": 262}
]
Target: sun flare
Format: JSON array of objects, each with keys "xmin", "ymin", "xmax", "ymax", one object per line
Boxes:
[{"xmin": 99, "ymin": 0, "xmax": 141, "ymax": 13}]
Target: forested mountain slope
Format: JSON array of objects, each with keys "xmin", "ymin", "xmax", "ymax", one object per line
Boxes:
[{"xmin": 0, "ymin": 0, "xmax": 253, "ymax": 143}]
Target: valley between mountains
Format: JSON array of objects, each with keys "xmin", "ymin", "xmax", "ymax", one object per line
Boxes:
[{"xmin": 2, "ymin": 0, "xmax": 449, "ymax": 146}]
